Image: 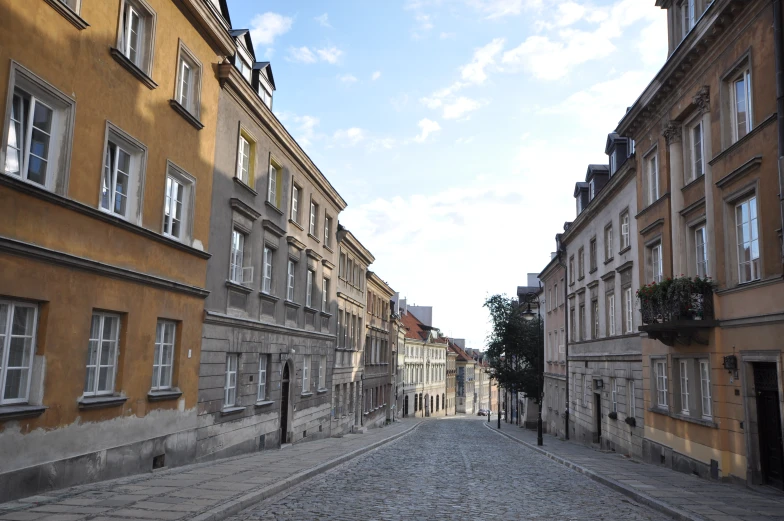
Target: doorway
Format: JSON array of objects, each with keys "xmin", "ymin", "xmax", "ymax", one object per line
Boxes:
[
  {"xmin": 280, "ymin": 363, "xmax": 290, "ymax": 445},
  {"xmin": 404, "ymin": 395, "xmax": 409, "ymax": 416},
  {"xmin": 754, "ymin": 362, "xmax": 784, "ymax": 489},
  {"xmin": 594, "ymin": 392, "xmax": 602, "ymax": 445}
]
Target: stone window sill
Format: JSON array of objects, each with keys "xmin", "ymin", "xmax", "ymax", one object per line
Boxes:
[
  {"xmin": 255, "ymin": 400, "xmax": 274, "ymax": 407},
  {"xmin": 618, "ymin": 246, "xmax": 632, "ymax": 256},
  {"xmin": 220, "ymin": 406, "xmax": 246, "ymax": 416},
  {"xmin": 110, "ymin": 48, "xmax": 157, "ymax": 89},
  {"xmin": 307, "ymin": 233, "xmax": 320, "ymax": 244},
  {"xmin": 233, "ymin": 176, "xmax": 258, "ymax": 196},
  {"xmin": 289, "ymin": 219, "xmax": 304, "ymax": 231},
  {"xmin": 169, "ymin": 100, "xmax": 204, "ymax": 130},
  {"xmin": 147, "ymin": 389, "xmax": 182, "ymax": 402},
  {"xmin": 317, "ymin": 388, "xmax": 328, "ymax": 394},
  {"xmin": 0, "ymin": 404, "xmax": 47, "ymax": 421},
  {"xmin": 301, "ymin": 392, "xmax": 314, "ymax": 398},
  {"xmin": 320, "ymin": 311, "xmax": 332, "ymax": 317},
  {"xmin": 284, "ymin": 300, "xmax": 301, "ymax": 309},
  {"xmin": 259, "ymin": 292, "xmax": 279, "ymax": 302},
  {"xmin": 604, "ymin": 257, "xmax": 614, "ymax": 265},
  {"xmin": 304, "ymin": 306, "xmax": 318, "ymax": 313},
  {"xmin": 265, "ymin": 201, "xmax": 284, "ymax": 216},
  {"xmin": 43, "ymin": 0, "xmax": 89, "ymax": 29},
  {"xmin": 323, "ymin": 244, "xmax": 334, "ymax": 254},
  {"xmin": 78, "ymin": 395, "xmax": 128, "ymax": 410},
  {"xmin": 226, "ymin": 280, "xmax": 253, "ymax": 294}
]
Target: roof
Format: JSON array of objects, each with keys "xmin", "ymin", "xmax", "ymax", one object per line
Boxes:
[
  {"xmin": 401, "ymin": 311, "xmax": 430, "ymax": 341},
  {"xmin": 253, "ymin": 62, "xmax": 276, "ymax": 90},
  {"xmin": 448, "ymin": 341, "xmax": 475, "ymax": 363},
  {"xmin": 585, "ymin": 164, "xmax": 609, "ymax": 182},
  {"xmin": 573, "ymin": 182, "xmax": 588, "ymax": 197}
]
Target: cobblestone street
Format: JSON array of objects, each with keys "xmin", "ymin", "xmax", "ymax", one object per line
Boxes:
[{"xmin": 229, "ymin": 418, "xmax": 669, "ymax": 521}]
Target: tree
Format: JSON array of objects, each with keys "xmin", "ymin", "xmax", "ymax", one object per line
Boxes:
[{"xmin": 483, "ymin": 294, "xmax": 544, "ymax": 407}]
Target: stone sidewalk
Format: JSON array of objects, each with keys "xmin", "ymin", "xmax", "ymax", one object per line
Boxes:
[
  {"xmin": 487, "ymin": 419, "xmax": 784, "ymax": 521},
  {"xmin": 0, "ymin": 420, "xmax": 420, "ymax": 521}
]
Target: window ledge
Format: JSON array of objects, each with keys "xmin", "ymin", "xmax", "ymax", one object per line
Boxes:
[
  {"xmin": 284, "ymin": 300, "xmax": 300, "ymax": 308},
  {"xmin": 319, "ymin": 311, "xmax": 332, "ymax": 317},
  {"xmin": 255, "ymin": 400, "xmax": 274, "ymax": 407},
  {"xmin": 289, "ymin": 219, "xmax": 304, "ymax": 231},
  {"xmin": 109, "ymin": 48, "xmax": 157, "ymax": 89},
  {"xmin": 681, "ymin": 173, "xmax": 705, "ymax": 192},
  {"xmin": 304, "ymin": 306, "xmax": 318, "ymax": 313},
  {"xmin": 226, "ymin": 280, "xmax": 253, "ymax": 294},
  {"xmin": 300, "ymin": 392, "xmax": 314, "ymax": 398},
  {"xmin": 317, "ymin": 388, "xmax": 328, "ymax": 394},
  {"xmin": 589, "ymin": 268, "xmax": 597, "ymax": 275},
  {"xmin": 0, "ymin": 404, "xmax": 47, "ymax": 421},
  {"xmin": 78, "ymin": 395, "xmax": 128, "ymax": 410},
  {"xmin": 233, "ymin": 176, "xmax": 258, "ymax": 196},
  {"xmin": 265, "ymin": 201, "xmax": 284, "ymax": 216},
  {"xmin": 259, "ymin": 292, "xmax": 279, "ymax": 302},
  {"xmin": 323, "ymin": 244, "xmax": 334, "ymax": 254},
  {"xmin": 670, "ymin": 412, "xmax": 719, "ymax": 428},
  {"xmin": 603, "ymin": 257, "xmax": 614, "ymax": 265},
  {"xmin": 169, "ymin": 100, "xmax": 204, "ymax": 130},
  {"xmin": 648, "ymin": 406, "xmax": 670, "ymax": 416},
  {"xmin": 577, "ymin": 276, "xmax": 585, "ymax": 281},
  {"xmin": 220, "ymin": 406, "xmax": 246, "ymax": 415},
  {"xmin": 618, "ymin": 246, "xmax": 632, "ymax": 256},
  {"xmin": 43, "ymin": 0, "xmax": 89, "ymax": 29},
  {"xmin": 147, "ymin": 389, "xmax": 182, "ymax": 402},
  {"xmin": 307, "ymin": 233, "xmax": 321, "ymax": 244}
]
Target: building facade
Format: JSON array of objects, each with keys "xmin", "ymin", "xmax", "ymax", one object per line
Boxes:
[
  {"xmin": 446, "ymin": 348, "xmax": 457, "ymax": 415},
  {"xmin": 333, "ymin": 228, "xmax": 372, "ymax": 434},
  {"xmin": 453, "ymin": 343, "xmax": 477, "ymax": 415},
  {"xmin": 401, "ymin": 309, "xmax": 447, "ymax": 417},
  {"xmin": 364, "ymin": 272, "xmax": 394, "ymax": 428},
  {"xmin": 199, "ymin": 16, "xmax": 346, "ymax": 457},
  {"xmin": 0, "ymin": 0, "xmax": 231, "ymax": 500},
  {"xmin": 563, "ymin": 146, "xmax": 643, "ymax": 457},
  {"xmin": 618, "ymin": 0, "xmax": 784, "ymax": 487},
  {"xmin": 540, "ymin": 254, "xmax": 567, "ymax": 437}
]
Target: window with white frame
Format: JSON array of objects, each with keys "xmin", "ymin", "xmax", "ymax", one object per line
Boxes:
[
  {"xmin": 688, "ymin": 119, "xmax": 704, "ymax": 181},
  {"xmin": 84, "ymin": 313, "xmax": 120, "ymax": 397},
  {"xmin": 611, "ymin": 378, "xmax": 617, "ymax": 413},
  {"xmin": 117, "ymin": 0, "xmax": 155, "ymax": 74},
  {"xmin": 0, "ymin": 301, "xmax": 37, "ymax": 405},
  {"xmin": 605, "ymin": 224, "xmax": 613, "ymax": 261},
  {"xmin": 681, "ymin": 0, "xmax": 695, "ymax": 39},
  {"xmin": 736, "ymin": 196, "xmax": 760, "ymax": 283},
  {"xmin": 628, "ymin": 380, "xmax": 636, "ymax": 418},
  {"xmin": 259, "ymin": 247, "xmax": 273, "ymax": 295},
  {"xmin": 287, "ymin": 260, "xmax": 296, "ymax": 301},
  {"xmin": 309, "ymin": 200, "xmax": 318, "ymax": 236},
  {"xmin": 647, "ymin": 152, "xmax": 659, "ymax": 205},
  {"xmin": 606, "ymin": 292, "xmax": 615, "ymax": 336},
  {"xmin": 267, "ymin": 160, "xmax": 281, "ymax": 207},
  {"xmin": 324, "ymin": 216, "xmax": 332, "ymax": 247},
  {"xmin": 322, "ymin": 277, "xmax": 329, "ymax": 312},
  {"xmin": 620, "ymin": 211, "xmax": 630, "ymax": 250},
  {"xmin": 623, "ymin": 286, "xmax": 633, "ymax": 333},
  {"xmin": 224, "ymin": 353, "xmax": 238, "ymax": 407},
  {"xmin": 175, "ymin": 43, "xmax": 201, "ymax": 117},
  {"xmin": 695, "ymin": 226, "xmax": 708, "ymax": 278},
  {"xmin": 230, "ymin": 229, "xmax": 252, "ymax": 284},
  {"xmin": 306, "ymin": 269, "xmax": 314, "ymax": 308},
  {"xmin": 291, "ymin": 184, "xmax": 300, "ymax": 223},
  {"xmin": 302, "ymin": 355, "xmax": 311, "ymax": 393},
  {"xmin": 236, "ymin": 46, "xmax": 252, "ymax": 83},
  {"xmin": 654, "ymin": 359, "xmax": 668, "ymax": 408},
  {"xmin": 151, "ymin": 320, "xmax": 175, "ymax": 390},
  {"xmin": 730, "ymin": 67, "xmax": 752, "ymax": 143},
  {"xmin": 700, "ymin": 360, "xmax": 712, "ymax": 418},
  {"xmin": 650, "ymin": 242, "xmax": 663, "ymax": 283},
  {"xmin": 679, "ymin": 359, "xmax": 690, "ymax": 414},
  {"xmin": 163, "ymin": 165, "xmax": 194, "ymax": 242},
  {"xmin": 318, "ymin": 355, "xmax": 326, "ymax": 389},
  {"xmin": 100, "ymin": 125, "xmax": 145, "ymax": 222},
  {"xmin": 236, "ymin": 133, "xmax": 252, "ymax": 185},
  {"xmin": 257, "ymin": 355, "xmax": 268, "ymax": 401}
]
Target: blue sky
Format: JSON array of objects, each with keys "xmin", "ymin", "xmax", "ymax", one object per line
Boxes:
[{"xmin": 225, "ymin": 0, "xmax": 668, "ymax": 348}]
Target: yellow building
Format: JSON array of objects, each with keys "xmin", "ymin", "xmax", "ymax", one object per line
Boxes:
[{"xmin": 0, "ymin": 0, "xmax": 232, "ymax": 500}]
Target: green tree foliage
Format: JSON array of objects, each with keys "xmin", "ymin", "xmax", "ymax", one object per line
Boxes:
[{"xmin": 484, "ymin": 294, "xmax": 544, "ymax": 405}]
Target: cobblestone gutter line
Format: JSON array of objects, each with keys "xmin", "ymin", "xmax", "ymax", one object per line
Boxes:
[
  {"xmin": 191, "ymin": 421, "xmax": 422, "ymax": 521},
  {"xmin": 484, "ymin": 423, "xmax": 703, "ymax": 521}
]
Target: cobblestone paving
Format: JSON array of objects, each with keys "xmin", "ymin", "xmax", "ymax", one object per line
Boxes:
[{"xmin": 229, "ymin": 418, "xmax": 671, "ymax": 521}]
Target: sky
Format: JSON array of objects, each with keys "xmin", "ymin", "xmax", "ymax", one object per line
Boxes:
[{"xmin": 225, "ymin": 0, "xmax": 668, "ymax": 349}]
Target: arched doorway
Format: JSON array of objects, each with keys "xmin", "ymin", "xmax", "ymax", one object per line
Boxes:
[
  {"xmin": 280, "ymin": 362, "xmax": 290, "ymax": 445},
  {"xmin": 404, "ymin": 395, "xmax": 409, "ymax": 416}
]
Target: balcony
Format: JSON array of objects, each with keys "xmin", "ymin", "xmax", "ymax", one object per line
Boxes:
[{"xmin": 638, "ymin": 278, "xmax": 716, "ymax": 347}]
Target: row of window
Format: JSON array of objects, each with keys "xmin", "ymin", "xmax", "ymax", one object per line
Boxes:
[
  {"xmin": 367, "ymin": 291, "xmax": 389, "ymax": 320},
  {"xmin": 337, "ymin": 309, "xmax": 361, "ymax": 350},
  {"xmin": 404, "ymin": 363, "xmax": 446, "ymax": 385},
  {"xmin": 653, "ymin": 357, "xmax": 713, "ymax": 420},
  {"xmin": 338, "ymin": 251, "xmax": 364, "ymax": 290},
  {"xmin": 569, "ymin": 286, "xmax": 635, "ymax": 342},
  {"xmin": 567, "ymin": 211, "xmax": 631, "ymax": 286},
  {"xmin": 405, "ymin": 345, "xmax": 445, "ymax": 359},
  {"xmin": 363, "ymin": 385, "xmax": 388, "ymax": 413},
  {"xmin": 365, "ymin": 335, "xmax": 389, "ymax": 365},
  {"xmin": 573, "ymin": 373, "xmax": 638, "ymax": 419}
]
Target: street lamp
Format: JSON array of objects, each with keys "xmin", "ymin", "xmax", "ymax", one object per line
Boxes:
[{"xmin": 520, "ymin": 292, "xmax": 544, "ymax": 447}]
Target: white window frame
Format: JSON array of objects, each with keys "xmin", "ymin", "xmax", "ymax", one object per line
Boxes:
[
  {"xmin": 730, "ymin": 68, "xmax": 753, "ymax": 143},
  {"xmin": 257, "ymin": 355, "xmax": 267, "ymax": 401},
  {"xmin": 0, "ymin": 300, "xmax": 38, "ymax": 405},
  {"xmin": 605, "ymin": 225, "xmax": 613, "ymax": 260},
  {"xmin": 309, "ymin": 200, "xmax": 317, "ymax": 236},
  {"xmin": 583, "ymin": 374, "xmax": 589, "ymax": 407},
  {"xmin": 689, "ymin": 119, "xmax": 704, "ymax": 181},
  {"xmin": 162, "ymin": 161, "xmax": 195, "ymax": 243},
  {"xmin": 322, "ymin": 277, "xmax": 329, "ymax": 312},
  {"xmin": 318, "ymin": 355, "xmax": 326, "ymax": 390},
  {"xmin": 647, "ymin": 153, "xmax": 659, "ymax": 205},
  {"xmin": 117, "ymin": 0, "xmax": 156, "ymax": 74},
  {"xmin": 611, "ymin": 378, "xmax": 617, "ymax": 413},
  {"xmin": 236, "ymin": 46, "xmax": 253, "ymax": 83},
  {"xmin": 679, "ymin": 359, "xmax": 690, "ymax": 414},
  {"xmin": 302, "ymin": 355, "xmax": 311, "ymax": 393},
  {"xmin": 174, "ymin": 41, "xmax": 202, "ymax": 118},
  {"xmin": 84, "ymin": 313, "xmax": 121, "ymax": 397},
  {"xmin": 324, "ymin": 216, "xmax": 331, "ymax": 247},
  {"xmin": 224, "ymin": 353, "xmax": 238, "ymax": 407},
  {"xmin": 151, "ymin": 320, "xmax": 175, "ymax": 391},
  {"xmin": 695, "ymin": 225, "xmax": 708, "ymax": 278},
  {"xmin": 267, "ymin": 161, "xmax": 279, "ymax": 206},
  {"xmin": 651, "ymin": 243, "xmax": 663, "ymax": 283},
  {"xmin": 700, "ymin": 360, "xmax": 712, "ymax": 419},
  {"xmin": 624, "ymin": 287, "xmax": 633, "ymax": 334},
  {"xmin": 306, "ymin": 269, "xmax": 314, "ymax": 308},
  {"xmin": 236, "ymin": 134, "xmax": 251, "ymax": 184},
  {"xmin": 621, "ymin": 211, "xmax": 630, "ymax": 250},
  {"xmin": 607, "ymin": 293, "xmax": 616, "ymax": 336},
  {"xmin": 681, "ymin": 0, "xmax": 695, "ymax": 38},
  {"xmin": 2, "ymin": 62, "xmax": 75, "ymax": 194},
  {"xmin": 287, "ymin": 260, "xmax": 296, "ymax": 302},
  {"xmin": 655, "ymin": 359, "xmax": 668, "ymax": 408},
  {"xmin": 291, "ymin": 184, "xmax": 300, "ymax": 223},
  {"xmin": 735, "ymin": 195, "xmax": 760, "ymax": 283},
  {"xmin": 99, "ymin": 124, "xmax": 148, "ymax": 225},
  {"xmin": 262, "ymin": 246, "xmax": 273, "ymax": 294}
]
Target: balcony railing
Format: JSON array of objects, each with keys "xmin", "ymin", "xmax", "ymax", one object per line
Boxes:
[{"xmin": 639, "ymin": 284, "xmax": 716, "ymax": 346}]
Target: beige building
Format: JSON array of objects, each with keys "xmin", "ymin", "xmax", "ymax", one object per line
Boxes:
[
  {"xmin": 617, "ymin": 0, "xmax": 784, "ymax": 487},
  {"xmin": 452, "ymin": 342, "xmax": 477, "ymax": 415},
  {"xmin": 540, "ymin": 253, "xmax": 568, "ymax": 437},
  {"xmin": 364, "ymin": 272, "xmax": 395, "ymax": 428},
  {"xmin": 446, "ymin": 348, "xmax": 457, "ymax": 415},
  {"xmin": 401, "ymin": 309, "xmax": 447, "ymax": 417}
]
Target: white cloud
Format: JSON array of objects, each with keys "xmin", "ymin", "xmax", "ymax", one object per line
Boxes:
[
  {"xmin": 315, "ymin": 13, "xmax": 332, "ymax": 28},
  {"xmin": 460, "ymin": 38, "xmax": 505, "ymax": 85},
  {"xmin": 371, "ymin": 71, "xmax": 382, "ymax": 81},
  {"xmin": 338, "ymin": 74, "xmax": 358, "ymax": 85},
  {"xmin": 440, "ymin": 32, "xmax": 456, "ymax": 39},
  {"xmin": 368, "ymin": 137, "xmax": 398, "ymax": 152},
  {"xmin": 333, "ymin": 127, "xmax": 367, "ymax": 147},
  {"xmin": 287, "ymin": 46, "xmax": 343, "ymax": 65},
  {"xmin": 250, "ymin": 12, "xmax": 293, "ymax": 46},
  {"xmin": 316, "ymin": 46, "xmax": 343, "ymax": 64},
  {"xmin": 466, "ymin": 0, "xmax": 534, "ymax": 19},
  {"xmin": 455, "ymin": 136, "xmax": 475, "ymax": 145},
  {"xmin": 443, "ymin": 97, "xmax": 483, "ymax": 119},
  {"xmin": 288, "ymin": 46, "xmax": 317, "ymax": 64},
  {"xmin": 278, "ymin": 112, "xmax": 321, "ymax": 147},
  {"xmin": 415, "ymin": 118, "xmax": 441, "ymax": 143}
]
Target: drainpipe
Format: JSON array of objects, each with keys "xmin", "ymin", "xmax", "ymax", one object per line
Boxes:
[
  {"xmin": 556, "ymin": 243, "xmax": 570, "ymax": 441},
  {"xmin": 774, "ymin": 0, "xmax": 784, "ymax": 274}
]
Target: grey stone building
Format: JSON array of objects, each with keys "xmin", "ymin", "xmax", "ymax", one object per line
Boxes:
[
  {"xmin": 364, "ymin": 271, "xmax": 395, "ymax": 428},
  {"xmin": 198, "ymin": 27, "xmax": 345, "ymax": 459},
  {"xmin": 563, "ymin": 135, "xmax": 643, "ymax": 457},
  {"xmin": 332, "ymin": 228, "xmax": 372, "ymax": 434}
]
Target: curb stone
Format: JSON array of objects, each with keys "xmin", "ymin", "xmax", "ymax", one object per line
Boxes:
[
  {"xmin": 484, "ymin": 422, "xmax": 705, "ymax": 521},
  {"xmin": 191, "ymin": 421, "xmax": 422, "ymax": 521}
]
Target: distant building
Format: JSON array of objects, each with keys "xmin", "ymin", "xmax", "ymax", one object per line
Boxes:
[
  {"xmin": 401, "ymin": 309, "xmax": 447, "ymax": 417},
  {"xmin": 540, "ymin": 249, "xmax": 567, "ymax": 438}
]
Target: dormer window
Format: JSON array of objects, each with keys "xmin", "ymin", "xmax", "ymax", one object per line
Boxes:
[
  {"xmin": 236, "ymin": 47, "xmax": 252, "ymax": 83},
  {"xmin": 258, "ymin": 85, "xmax": 272, "ymax": 109},
  {"xmin": 681, "ymin": 0, "xmax": 695, "ymax": 39},
  {"xmin": 589, "ymin": 180, "xmax": 595, "ymax": 200}
]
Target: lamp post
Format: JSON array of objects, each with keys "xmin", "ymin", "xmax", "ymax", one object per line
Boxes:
[{"xmin": 521, "ymin": 292, "xmax": 544, "ymax": 447}]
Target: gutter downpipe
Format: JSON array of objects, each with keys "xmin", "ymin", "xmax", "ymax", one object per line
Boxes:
[
  {"xmin": 556, "ymin": 243, "xmax": 570, "ymax": 441},
  {"xmin": 775, "ymin": 0, "xmax": 784, "ymax": 274}
]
